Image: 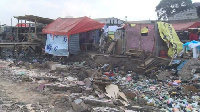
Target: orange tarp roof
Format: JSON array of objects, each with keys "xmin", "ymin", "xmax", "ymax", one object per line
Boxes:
[{"xmin": 42, "ymin": 16, "xmax": 105, "ymax": 36}]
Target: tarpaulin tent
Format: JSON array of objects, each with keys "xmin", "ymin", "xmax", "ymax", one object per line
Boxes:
[
  {"xmin": 42, "ymin": 16, "xmax": 104, "ymax": 56},
  {"xmin": 42, "ymin": 16, "xmax": 105, "ymax": 37},
  {"xmin": 172, "ymin": 22, "xmax": 200, "ymax": 31}
]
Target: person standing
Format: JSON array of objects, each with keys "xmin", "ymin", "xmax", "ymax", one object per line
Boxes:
[{"xmin": 189, "ymin": 30, "xmax": 198, "ymax": 41}]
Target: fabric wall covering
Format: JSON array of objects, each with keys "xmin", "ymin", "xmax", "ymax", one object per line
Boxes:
[{"xmin": 125, "ymin": 24, "xmax": 155, "ymax": 52}]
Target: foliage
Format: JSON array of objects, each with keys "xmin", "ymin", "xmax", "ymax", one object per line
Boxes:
[{"xmin": 156, "ymin": 0, "xmax": 193, "ymax": 20}]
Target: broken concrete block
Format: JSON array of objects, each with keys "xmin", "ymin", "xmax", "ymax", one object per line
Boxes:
[
  {"xmin": 71, "ymin": 99, "xmax": 88, "ymax": 112},
  {"xmin": 82, "ymin": 88, "xmax": 92, "ymax": 94},
  {"xmin": 84, "ymin": 78, "xmax": 91, "ymax": 87},
  {"xmin": 157, "ymin": 71, "xmax": 171, "ymax": 81},
  {"xmin": 84, "ymin": 98, "xmax": 115, "ymax": 107},
  {"xmin": 70, "ymin": 86, "xmax": 82, "ymax": 93},
  {"xmin": 22, "ymin": 75, "xmax": 32, "ymax": 82},
  {"xmin": 125, "ymin": 92, "xmax": 136, "ymax": 100},
  {"xmin": 45, "ymin": 84, "xmax": 71, "ymax": 91},
  {"xmin": 43, "ymin": 61, "xmax": 59, "ymax": 70},
  {"xmin": 32, "ymin": 62, "xmax": 41, "ymax": 69}
]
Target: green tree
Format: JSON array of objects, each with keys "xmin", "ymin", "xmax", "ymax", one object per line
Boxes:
[{"xmin": 156, "ymin": 0, "xmax": 193, "ymax": 20}]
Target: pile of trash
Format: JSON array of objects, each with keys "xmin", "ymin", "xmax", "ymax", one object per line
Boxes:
[{"xmin": 0, "ymin": 56, "xmax": 200, "ymax": 112}]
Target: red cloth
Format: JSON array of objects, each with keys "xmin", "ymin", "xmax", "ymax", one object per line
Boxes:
[{"xmin": 189, "ymin": 33, "xmax": 199, "ymax": 41}]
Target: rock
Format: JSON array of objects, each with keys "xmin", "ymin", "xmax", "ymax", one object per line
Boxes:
[
  {"xmin": 178, "ymin": 59, "xmax": 200, "ymax": 80},
  {"xmin": 22, "ymin": 75, "xmax": 32, "ymax": 82},
  {"xmin": 74, "ymin": 99, "xmax": 83, "ymax": 104},
  {"xmin": 32, "ymin": 62, "xmax": 41, "ymax": 69},
  {"xmin": 137, "ymin": 97, "xmax": 147, "ymax": 105},
  {"xmin": 76, "ymin": 70, "xmax": 89, "ymax": 81},
  {"xmin": 84, "ymin": 78, "xmax": 91, "ymax": 87},
  {"xmin": 45, "ymin": 84, "xmax": 71, "ymax": 91},
  {"xmin": 70, "ymin": 86, "xmax": 82, "ymax": 93},
  {"xmin": 157, "ymin": 71, "xmax": 171, "ymax": 81},
  {"xmin": 71, "ymin": 99, "xmax": 88, "ymax": 112},
  {"xmin": 84, "ymin": 98, "xmax": 115, "ymax": 107},
  {"xmin": 125, "ymin": 92, "xmax": 136, "ymax": 99},
  {"xmin": 82, "ymin": 88, "xmax": 92, "ymax": 94}
]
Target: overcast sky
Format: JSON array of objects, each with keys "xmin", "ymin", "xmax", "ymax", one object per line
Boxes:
[{"xmin": 0, "ymin": 0, "xmax": 199, "ymax": 26}]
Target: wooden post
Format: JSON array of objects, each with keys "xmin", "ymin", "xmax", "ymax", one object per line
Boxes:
[
  {"xmin": 29, "ymin": 21, "xmax": 31, "ymax": 39},
  {"xmin": 124, "ymin": 29, "xmax": 127, "ymax": 53},
  {"xmin": 11, "ymin": 18, "xmax": 12, "ymax": 35},
  {"xmin": 35, "ymin": 17, "xmax": 37, "ymax": 35},
  {"xmin": 139, "ymin": 24, "xmax": 142, "ymax": 50},
  {"xmin": 154, "ymin": 21, "xmax": 159, "ymax": 57},
  {"xmin": 17, "ymin": 19, "xmax": 19, "ymax": 39}
]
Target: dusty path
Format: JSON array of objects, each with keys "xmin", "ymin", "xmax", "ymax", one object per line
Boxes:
[
  {"xmin": 0, "ymin": 60, "xmax": 52, "ymax": 111},
  {"xmin": 0, "ymin": 79, "xmax": 47, "ymax": 104}
]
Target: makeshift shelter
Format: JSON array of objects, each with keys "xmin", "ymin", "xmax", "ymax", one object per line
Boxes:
[
  {"xmin": 117, "ymin": 21, "xmax": 183, "ymax": 58},
  {"xmin": 171, "ymin": 22, "xmax": 200, "ymax": 42},
  {"xmin": 125, "ymin": 23, "xmax": 156, "ymax": 52},
  {"xmin": 42, "ymin": 17, "xmax": 104, "ymax": 56}
]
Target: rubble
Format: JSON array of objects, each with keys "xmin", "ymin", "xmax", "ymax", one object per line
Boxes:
[{"xmin": 0, "ymin": 52, "xmax": 199, "ymax": 112}]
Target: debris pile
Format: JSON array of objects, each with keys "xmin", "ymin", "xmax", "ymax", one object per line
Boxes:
[{"xmin": 0, "ymin": 53, "xmax": 199, "ymax": 111}]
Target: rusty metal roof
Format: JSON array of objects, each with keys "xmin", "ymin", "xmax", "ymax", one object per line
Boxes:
[{"xmin": 14, "ymin": 15, "xmax": 54, "ymax": 24}]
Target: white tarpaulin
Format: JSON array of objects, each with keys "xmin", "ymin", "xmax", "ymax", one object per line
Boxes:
[
  {"xmin": 45, "ymin": 34, "xmax": 69, "ymax": 56},
  {"xmin": 183, "ymin": 41, "xmax": 200, "ymax": 58}
]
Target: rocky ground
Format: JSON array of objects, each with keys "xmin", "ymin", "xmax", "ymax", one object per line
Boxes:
[{"xmin": 0, "ymin": 53, "xmax": 199, "ymax": 112}]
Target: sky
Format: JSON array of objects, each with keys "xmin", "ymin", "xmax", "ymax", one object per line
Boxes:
[{"xmin": 0, "ymin": 0, "xmax": 199, "ymax": 26}]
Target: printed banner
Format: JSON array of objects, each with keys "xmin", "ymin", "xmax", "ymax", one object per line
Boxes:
[
  {"xmin": 157, "ymin": 22, "xmax": 183, "ymax": 57},
  {"xmin": 45, "ymin": 34, "xmax": 69, "ymax": 56}
]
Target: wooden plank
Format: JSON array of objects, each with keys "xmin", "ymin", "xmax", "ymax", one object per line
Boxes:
[
  {"xmin": 107, "ymin": 41, "xmax": 116, "ymax": 53},
  {"xmin": 140, "ymin": 58, "xmax": 155, "ymax": 67},
  {"xmin": 137, "ymin": 57, "xmax": 156, "ymax": 69}
]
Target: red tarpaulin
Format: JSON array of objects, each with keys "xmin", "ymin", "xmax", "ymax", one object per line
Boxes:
[
  {"xmin": 172, "ymin": 22, "xmax": 200, "ymax": 31},
  {"xmin": 42, "ymin": 16, "xmax": 105, "ymax": 37}
]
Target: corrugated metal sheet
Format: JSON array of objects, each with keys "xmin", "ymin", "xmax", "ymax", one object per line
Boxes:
[
  {"xmin": 172, "ymin": 22, "xmax": 200, "ymax": 31},
  {"xmin": 69, "ymin": 34, "xmax": 80, "ymax": 54}
]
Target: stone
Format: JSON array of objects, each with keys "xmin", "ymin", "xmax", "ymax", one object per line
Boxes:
[
  {"xmin": 84, "ymin": 98, "xmax": 115, "ymax": 107},
  {"xmin": 32, "ymin": 62, "xmax": 42, "ymax": 69},
  {"xmin": 82, "ymin": 88, "xmax": 92, "ymax": 94},
  {"xmin": 157, "ymin": 71, "xmax": 171, "ymax": 81},
  {"xmin": 71, "ymin": 99, "xmax": 88, "ymax": 112},
  {"xmin": 84, "ymin": 78, "xmax": 91, "ymax": 87},
  {"xmin": 70, "ymin": 86, "xmax": 82, "ymax": 93},
  {"xmin": 125, "ymin": 92, "xmax": 136, "ymax": 100},
  {"xmin": 22, "ymin": 75, "xmax": 32, "ymax": 82}
]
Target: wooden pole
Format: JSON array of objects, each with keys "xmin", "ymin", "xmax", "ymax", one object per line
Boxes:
[
  {"xmin": 35, "ymin": 17, "xmax": 37, "ymax": 35},
  {"xmin": 154, "ymin": 21, "xmax": 159, "ymax": 57},
  {"xmin": 17, "ymin": 19, "xmax": 19, "ymax": 40},
  {"xmin": 139, "ymin": 24, "xmax": 141, "ymax": 50}
]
